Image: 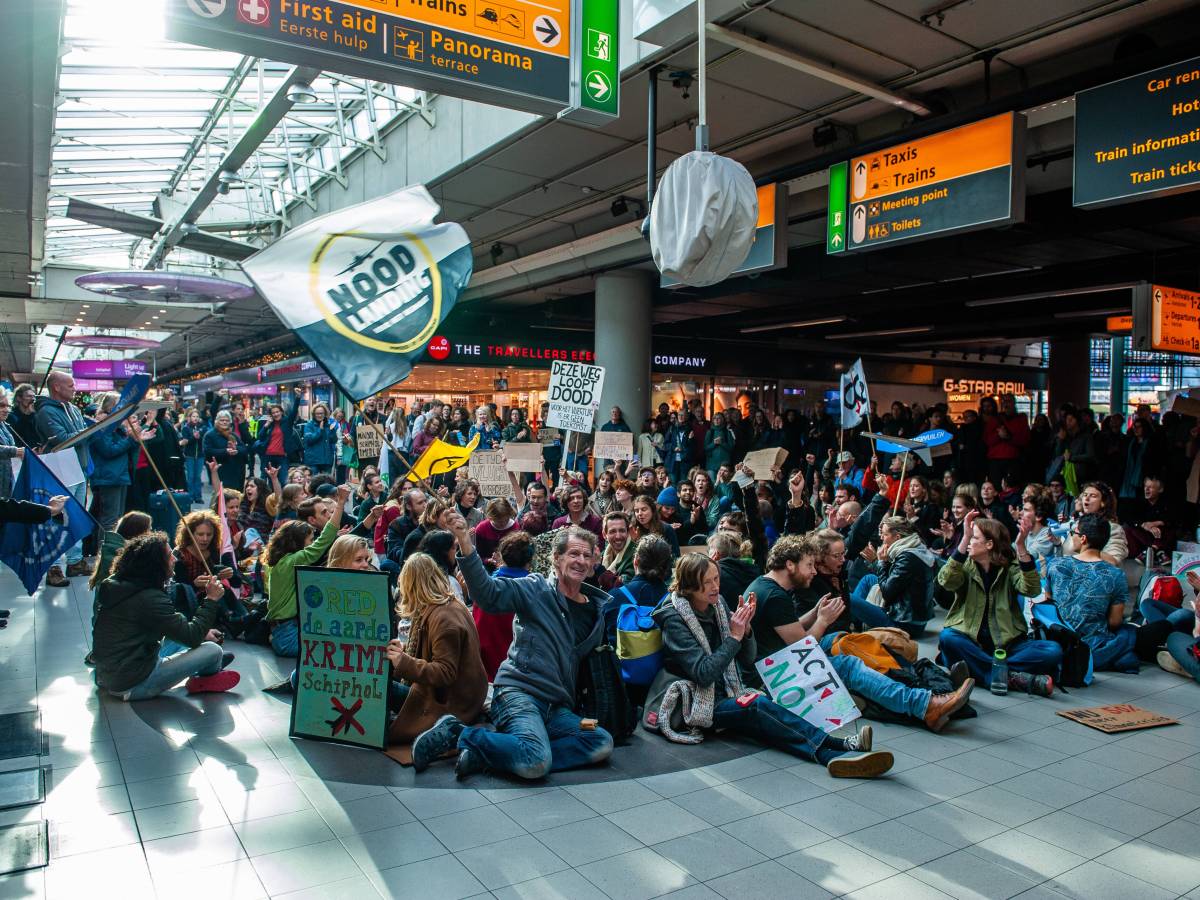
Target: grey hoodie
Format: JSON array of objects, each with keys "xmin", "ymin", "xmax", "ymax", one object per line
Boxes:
[
  {"xmin": 459, "ymin": 549, "xmax": 608, "ymax": 708},
  {"xmin": 35, "ymin": 395, "xmax": 90, "ymax": 467}
]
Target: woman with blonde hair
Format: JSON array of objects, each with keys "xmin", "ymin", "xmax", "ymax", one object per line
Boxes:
[
  {"xmin": 386, "ymin": 552, "xmax": 488, "ymax": 768},
  {"xmin": 326, "ymin": 534, "xmax": 375, "ymax": 571}
]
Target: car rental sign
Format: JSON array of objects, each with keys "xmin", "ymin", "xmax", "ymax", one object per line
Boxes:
[{"xmin": 544, "ymin": 359, "xmax": 605, "ymax": 433}]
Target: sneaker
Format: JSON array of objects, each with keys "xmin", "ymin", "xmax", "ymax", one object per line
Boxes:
[
  {"xmin": 186, "ymin": 671, "xmax": 241, "ymax": 694},
  {"xmin": 949, "ymin": 661, "xmax": 970, "ymax": 689},
  {"xmin": 66, "ymin": 560, "xmax": 92, "ymax": 578},
  {"xmin": 843, "ymin": 725, "xmax": 872, "ymax": 752},
  {"xmin": 923, "ymin": 678, "xmax": 974, "ymax": 732},
  {"xmin": 1008, "ymin": 671, "xmax": 1054, "ymax": 697},
  {"xmin": 84, "ymin": 651, "xmax": 95, "ymax": 667},
  {"xmin": 411, "ymin": 714, "xmax": 464, "ymax": 773},
  {"xmin": 220, "ymin": 652, "xmax": 235, "ymax": 670},
  {"xmin": 827, "ymin": 750, "xmax": 894, "ymax": 779},
  {"xmin": 46, "ymin": 566, "xmax": 69, "ymax": 588},
  {"xmin": 454, "ymin": 746, "xmax": 486, "ymax": 780},
  {"xmin": 1158, "ymin": 650, "xmax": 1190, "ymax": 678}
]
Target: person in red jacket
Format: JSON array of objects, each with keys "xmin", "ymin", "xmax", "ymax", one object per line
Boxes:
[{"xmin": 983, "ymin": 395, "xmax": 1030, "ymax": 487}]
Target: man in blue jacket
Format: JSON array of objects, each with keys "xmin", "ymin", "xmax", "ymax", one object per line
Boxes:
[
  {"xmin": 411, "ymin": 513, "xmax": 615, "ymax": 778},
  {"xmin": 35, "ymin": 372, "xmax": 92, "ymax": 585}
]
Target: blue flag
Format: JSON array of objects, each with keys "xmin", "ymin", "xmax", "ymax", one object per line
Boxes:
[{"xmin": 0, "ymin": 453, "xmax": 98, "ymax": 595}]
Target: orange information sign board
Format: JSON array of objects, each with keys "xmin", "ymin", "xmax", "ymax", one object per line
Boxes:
[
  {"xmin": 1134, "ymin": 283, "xmax": 1200, "ymax": 355},
  {"xmin": 1106, "ymin": 315, "xmax": 1133, "ymax": 333}
]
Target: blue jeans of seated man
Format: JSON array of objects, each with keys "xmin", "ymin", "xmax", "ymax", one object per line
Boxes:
[
  {"xmin": 458, "ymin": 686, "xmax": 614, "ymax": 779},
  {"xmin": 1141, "ymin": 598, "xmax": 1196, "ymax": 633},
  {"xmin": 1165, "ymin": 633, "xmax": 1200, "ymax": 684},
  {"xmin": 1088, "ymin": 626, "xmax": 1139, "ymax": 672},
  {"xmin": 271, "ymin": 620, "xmax": 299, "ymax": 657},
  {"xmin": 938, "ymin": 628, "xmax": 1063, "ymax": 684},
  {"xmin": 713, "ymin": 696, "xmax": 837, "ymax": 764},
  {"xmin": 114, "ymin": 642, "xmax": 222, "ymax": 701},
  {"xmin": 849, "ymin": 575, "xmax": 927, "ymax": 639},
  {"xmin": 818, "ymin": 643, "xmax": 931, "ymax": 719}
]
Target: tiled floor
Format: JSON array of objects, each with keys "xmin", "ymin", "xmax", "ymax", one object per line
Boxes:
[{"xmin": 2, "ymin": 566, "xmax": 1200, "ymax": 900}]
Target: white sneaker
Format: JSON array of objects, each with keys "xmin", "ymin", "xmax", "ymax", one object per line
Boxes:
[{"xmin": 1158, "ymin": 651, "xmax": 1189, "ymax": 678}]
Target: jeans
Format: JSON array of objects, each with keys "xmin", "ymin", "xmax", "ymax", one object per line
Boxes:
[
  {"xmin": 264, "ymin": 455, "xmax": 289, "ymax": 486},
  {"xmin": 938, "ymin": 628, "xmax": 1063, "ymax": 683},
  {"xmin": 185, "ymin": 456, "xmax": 205, "ymax": 504},
  {"xmin": 458, "ymin": 687, "xmax": 613, "ymax": 779},
  {"xmin": 825, "ymin": 649, "xmax": 931, "ymax": 719},
  {"xmin": 114, "ymin": 642, "xmax": 222, "ymax": 700},
  {"xmin": 92, "ymin": 485, "xmax": 127, "ymax": 531},
  {"xmin": 271, "ymin": 620, "xmax": 299, "ymax": 657},
  {"xmin": 56, "ymin": 481, "xmax": 88, "ymax": 567},
  {"xmin": 849, "ymin": 575, "xmax": 927, "ymax": 639},
  {"xmin": 1088, "ymin": 626, "xmax": 1140, "ymax": 672},
  {"xmin": 712, "ymin": 696, "xmax": 829, "ymax": 763},
  {"xmin": 1140, "ymin": 598, "xmax": 1196, "ymax": 633},
  {"xmin": 1165, "ymin": 633, "xmax": 1200, "ymax": 684}
]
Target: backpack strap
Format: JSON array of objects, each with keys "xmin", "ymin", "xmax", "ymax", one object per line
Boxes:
[{"xmin": 615, "ymin": 586, "xmax": 636, "ymax": 606}]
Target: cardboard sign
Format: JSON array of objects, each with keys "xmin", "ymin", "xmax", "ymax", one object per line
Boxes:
[
  {"xmin": 741, "ymin": 447, "xmax": 788, "ymax": 478},
  {"xmin": 468, "ymin": 450, "xmax": 511, "ymax": 498},
  {"xmin": 355, "ymin": 424, "xmax": 383, "ymax": 461},
  {"xmin": 291, "ymin": 567, "xmax": 392, "ymax": 750},
  {"xmin": 538, "ymin": 427, "xmax": 562, "ymax": 447},
  {"xmin": 593, "ymin": 430, "xmax": 634, "ymax": 461},
  {"xmin": 1057, "ymin": 704, "xmax": 1178, "ymax": 734},
  {"xmin": 504, "ymin": 442, "xmax": 546, "ymax": 473},
  {"xmin": 755, "ymin": 637, "xmax": 860, "ymax": 734},
  {"xmin": 545, "ymin": 360, "xmax": 605, "ymax": 433}
]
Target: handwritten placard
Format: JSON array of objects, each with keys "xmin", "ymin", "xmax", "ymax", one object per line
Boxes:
[
  {"xmin": 1057, "ymin": 703, "xmax": 1177, "ymax": 734},
  {"xmin": 355, "ymin": 425, "xmax": 383, "ymax": 461},
  {"xmin": 504, "ymin": 441, "xmax": 545, "ymax": 473},
  {"xmin": 468, "ymin": 450, "xmax": 511, "ymax": 498},
  {"xmin": 741, "ymin": 447, "xmax": 789, "ymax": 477},
  {"xmin": 593, "ymin": 430, "xmax": 634, "ymax": 461},
  {"xmin": 755, "ymin": 636, "xmax": 859, "ymax": 734}
]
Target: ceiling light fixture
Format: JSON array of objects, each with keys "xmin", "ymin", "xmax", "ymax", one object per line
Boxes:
[
  {"xmin": 741, "ymin": 316, "xmax": 848, "ymax": 334},
  {"xmin": 287, "ymin": 81, "xmax": 319, "ymax": 104},
  {"xmin": 964, "ymin": 283, "xmax": 1138, "ymax": 308},
  {"xmin": 826, "ymin": 326, "xmax": 932, "ymax": 339},
  {"xmin": 1052, "ymin": 307, "xmax": 1130, "ymax": 319}
]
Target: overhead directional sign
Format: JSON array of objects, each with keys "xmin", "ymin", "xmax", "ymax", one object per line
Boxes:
[
  {"xmin": 1133, "ymin": 283, "xmax": 1200, "ymax": 355},
  {"xmin": 827, "ymin": 113, "xmax": 1025, "ymax": 254},
  {"xmin": 558, "ymin": 0, "xmax": 618, "ymax": 126},
  {"xmin": 1075, "ymin": 56, "xmax": 1200, "ymax": 208},
  {"xmin": 165, "ymin": 0, "xmax": 572, "ymax": 114}
]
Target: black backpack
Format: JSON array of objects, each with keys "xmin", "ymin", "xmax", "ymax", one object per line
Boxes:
[
  {"xmin": 1032, "ymin": 617, "xmax": 1090, "ymax": 688},
  {"xmin": 576, "ymin": 644, "xmax": 637, "ymax": 744}
]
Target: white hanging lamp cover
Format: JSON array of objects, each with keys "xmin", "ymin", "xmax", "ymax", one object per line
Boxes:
[{"xmin": 650, "ymin": 150, "xmax": 758, "ymax": 287}]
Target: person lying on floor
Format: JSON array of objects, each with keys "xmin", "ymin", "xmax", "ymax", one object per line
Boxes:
[
  {"xmin": 92, "ymin": 532, "xmax": 238, "ymax": 700},
  {"xmin": 643, "ymin": 552, "xmax": 895, "ymax": 779}
]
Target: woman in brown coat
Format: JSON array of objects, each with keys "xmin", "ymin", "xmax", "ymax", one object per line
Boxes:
[{"xmin": 385, "ymin": 552, "xmax": 487, "ymax": 765}]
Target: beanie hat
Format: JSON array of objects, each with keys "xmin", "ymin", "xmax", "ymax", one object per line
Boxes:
[{"xmin": 657, "ymin": 486, "xmax": 679, "ymax": 507}]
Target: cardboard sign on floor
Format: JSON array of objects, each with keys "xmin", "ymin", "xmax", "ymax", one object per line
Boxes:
[{"xmin": 1057, "ymin": 703, "xmax": 1178, "ymax": 733}]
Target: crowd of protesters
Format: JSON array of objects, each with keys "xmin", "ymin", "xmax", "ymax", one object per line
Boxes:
[{"xmin": 3, "ymin": 375, "xmax": 1198, "ymax": 780}]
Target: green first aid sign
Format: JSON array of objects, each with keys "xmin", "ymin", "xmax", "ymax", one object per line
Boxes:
[
  {"xmin": 558, "ymin": 0, "xmax": 618, "ymax": 126},
  {"xmin": 290, "ymin": 566, "xmax": 393, "ymax": 750}
]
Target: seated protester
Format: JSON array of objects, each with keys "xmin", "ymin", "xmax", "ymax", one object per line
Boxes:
[
  {"xmin": 475, "ymin": 530, "xmax": 530, "ymax": 680},
  {"xmin": 587, "ymin": 470, "xmax": 617, "ymax": 518},
  {"xmin": 385, "ymin": 488, "xmax": 428, "ymax": 563},
  {"xmin": 388, "ymin": 552, "xmax": 489, "ymax": 766},
  {"xmin": 672, "ymin": 480, "xmax": 709, "ymax": 545},
  {"xmin": 513, "ymin": 477, "xmax": 564, "ymax": 523},
  {"xmin": 454, "ymin": 479, "xmax": 486, "ymax": 531},
  {"xmin": 603, "ymin": 534, "xmax": 673, "ymax": 645},
  {"xmin": 611, "ymin": 478, "xmax": 637, "ymax": 516},
  {"xmin": 416, "ymin": 530, "xmax": 464, "ymax": 602},
  {"xmin": 354, "ymin": 471, "xmax": 387, "ymax": 524},
  {"xmin": 904, "ymin": 476, "xmax": 944, "ymax": 544},
  {"xmin": 644, "ymin": 553, "xmax": 893, "ymax": 777},
  {"xmin": 782, "ymin": 470, "xmax": 817, "ymax": 535},
  {"xmin": 1022, "ymin": 495, "xmax": 1063, "ymax": 576},
  {"xmin": 1061, "ymin": 481, "xmax": 1127, "ymax": 566},
  {"xmin": 1045, "ymin": 514, "xmax": 1174, "ymax": 672},
  {"xmin": 93, "ymin": 533, "xmax": 239, "ymax": 700},
  {"xmin": 634, "ymin": 466, "xmax": 659, "ymax": 498},
  {"xmin": 1123, "ymin": 475, "xmax": 1177, "ymax": 562},
  {"xmin": 1141, "ymin": 570, "xmax": 1199, "ymax": 636},
  {"xmin": 327, "ymin": 534, "xmax": 376, "ymax": 572},
  {"xmin": 238, "ymin": 472, "xmax": 278, "ymax": 556},
  {"xmin": 933, "ymin": 492, "xmax": 977, "ymax": 558},
  {"xmin": 691, "ymin": 470, "xmax": 723, "ymax": 533},
  {"xmin": 474, "ymin": 497, "xmax": 519, "ymax": 565},
  {"xmin": 656, "ymin": 486, "xmax": 683, "ymax": 533},
  {"xmin": 1156, "ymin": 587, "xmax": 1200, "ymax": 682},
  {"xmin": 520, "ymin": 510, "xmax": 550, "ymax": 537},
  {"xmin": 631, "ymin": 494, "xmax": 680, "ymax": 558},
  {"xmin": 979, "ymin": 479, "xmax": 1017, "ymax": 538},
  {"xmin": 849, "ymin": 516, "xmax": 938, "ymax": 638},
  {"xmin": 759, "ymin": 500, "xmax": 779, "ymax": 546},
  {"xmin": 709, "ymin": 530, "xmax": 758, "ymax": 614},
  {"xmin": 600, "ymin": 511, "xmax": 636, "ymax": 585},
  {"xmin": 826, "ymin": 450, "xmax": 867, "ymax": 496},
  {"xmin": 410, "ymin": 517, "xmax": 614, "ymax": 779},
  {"xmin": 86, "ymin": 511, "xmax": 153, "ymax": 667},
  {"xmin": 746, "ymin": 536, "xmax": 973, "ymax": 732},
  {"xmin": 937, "ymin": 511, "xmax": 1060, "ymax": 695},
  {"xmin": 553, "ymin": 485, "xmax": 604, "ymax": 542},
  {"xmin": 1048, "ymin": 476, "xmax": 1073, "ymax": 524},
  {"xmin": 270, "ymin": 484, "xmax": 305, "ymax": 533},
  {"xmin": 263, "ymin": 485, "xmax": 350, "ymax": 656},
  {"xmin": 401, "ymin": 499, "xmax": 453, "ymax": 567},
  {"xmin": 173, "ymin": 510, "xmax": 246, "ymax": 632}
]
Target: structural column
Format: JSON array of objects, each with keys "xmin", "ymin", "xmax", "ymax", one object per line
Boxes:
[
  {"xmin": 1047, "ymin": 336, "xmax": 1091, "ymax": 410},
  {"xmin": 1109, "ymin": 336, "xmax": 1127, "ymax": 418},
  {"xmin": 594, "ymin": 269, "xmax": 653, "ymax": 428}
]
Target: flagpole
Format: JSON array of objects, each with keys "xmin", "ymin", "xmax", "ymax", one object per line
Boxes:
[
  {"xmin": 892, "ymin": 452, "xmax": 907, "ymax": 516},
  {"xmin": 131, "ymin": 425, "xmax": 212, "ymax": 577},
  {"xmin": 353, "ymin": 400, "xmax": 410, "ymax": 481}
]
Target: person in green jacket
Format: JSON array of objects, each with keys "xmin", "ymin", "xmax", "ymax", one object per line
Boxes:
[
  {"xmin": 703, "ymin": 412, "xmax": 736, "ymax": 477},
  {"xmin": 263, "ymin": 483, "xmax": 350, "ymax": 657},
  {"xmin": 936, "ymin": 510, "xmax": 1062, "ymax": 694},
  {"xmin": 92, "ymin": 532, "xmax": 240, "ymax": 700}
]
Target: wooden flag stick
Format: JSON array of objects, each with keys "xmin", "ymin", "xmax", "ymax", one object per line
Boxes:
[
  {"xmin": 131, "ymin": 424, "xmax": 212, "ymax": 577},
  {"xmin": 892, "ymin": 452, "xmax": 908, "ymax": 515}
]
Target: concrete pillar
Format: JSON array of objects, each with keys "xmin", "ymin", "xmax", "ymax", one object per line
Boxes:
[
  {"xmin": 594, "ymin": 269, "xmax": 653, "ymax": 429},
  {"xmin": 1047, "ymin": 337, "xmax": 1091, "ymax": 410},
  {"xmin": 1109, "ymin": 336, "xmax": 1126, "ymax": 418}
]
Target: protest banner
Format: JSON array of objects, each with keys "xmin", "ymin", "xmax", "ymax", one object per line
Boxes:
[
  {"xmin": 54, "ymin": 374, "xmax": 150, "ymax": 452},
  {"xmin": 503, "ymin": 441, "xmax": 545, "ymax": 473},
  {"xmin": 545, "ymin": 360, "xmax": 605, "ymax": 433},
  {"xmin": 1057, "ymin": 704, "xmax": 1177, "ymax": 734},
  {"xmin": 593, "ymin": 430, "xmax": 634, "ymax": 462},
  {"xmin": 241, "ymin": 187, "xmax": 472, "ymax": 401},
  {"xmin": 741, "ymin": 447, "xmax": 788, "ymax": 477},
  {"xmin": 840, "ymin": 358, "xmax": 870, "ymax": 429},
  {"xmin": 404, "ymin": 433, "xmax": 480, "ymax": 483},
  {"xmin": 468, "ymin": 450, "xmax": 511, "ymax": 497},
  {"xmin": 755, "ymin": 637, "xmax": 860, "ymax": 734},
  {"xmin": 291, "ymin": 566, "xmax": 392, "ymax": 750},
  {"xmin": 355, "ymin": 426, "xmax": 383, "ymax": 462}
]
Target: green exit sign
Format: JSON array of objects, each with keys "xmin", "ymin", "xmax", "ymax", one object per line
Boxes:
[
  {"xmin": 827, "ymin": 161, "xmax": 847, "ymax": 254},
  {"xmin": 558, "ymin": 0, "xmax": 619, "ymax": 126}
]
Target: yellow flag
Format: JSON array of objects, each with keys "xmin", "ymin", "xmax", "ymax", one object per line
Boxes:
[{"xmin": 405, "ymin": 433, "xmax": 480, "ymax": 482}]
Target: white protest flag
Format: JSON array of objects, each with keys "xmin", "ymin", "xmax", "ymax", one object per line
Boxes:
[
  {"xmin": 241, "ymin": 186, "xmax": 472, "ymax": 401},
  {"xmin": 840, "ymin": 357, "xmax": 871, "ymax": 429}
]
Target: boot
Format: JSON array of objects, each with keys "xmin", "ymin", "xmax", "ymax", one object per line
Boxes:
[
  {"xmin": 923, "ymin": 679, "xmax": 974, "ymax": 732},
  {"xmin": 46, "ymin": 566, "xmax": 69, "ymax": 588},
  {"xmin": 1007, "ymin": 671, "xmax": 1054, "ymax": 697},
  {"xmin": 949, "ymin": 661, "xmax": 970, "ymax": 689},
  {"xmin": 66, "ymin": 560, "xmax": 93, "ymax": 577}
]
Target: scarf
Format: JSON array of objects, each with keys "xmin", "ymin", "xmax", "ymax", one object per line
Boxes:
[
  {"xmin": 867, "ymin": 531, "xmax": 931, "ymax": 606},
  {"xmin": 656, "ymin": 593, "xmax": 743, "ymax": 744},
  {"xmin": 603, "ymin": 539, "xmax": 634, "ymax": 573}
]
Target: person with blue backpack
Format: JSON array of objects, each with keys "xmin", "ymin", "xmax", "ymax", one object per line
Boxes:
[{"xmin": 608, "ymin": 535, "xmax": 673, "ymax": 700}]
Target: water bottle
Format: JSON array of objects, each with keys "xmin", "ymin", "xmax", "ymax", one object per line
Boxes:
[
  {"xmin": 990, "ymin": 648, "xmax": 1009, "ymax": 695},
  {"xmin": 397, "ymin": 617, "xmax": 412, "ymax": 649}
]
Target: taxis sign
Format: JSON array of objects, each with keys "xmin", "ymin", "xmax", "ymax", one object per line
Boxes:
[
  {"xmin": 828, "ymin": 113, "xmax": 1025, "ymax": 253},
  {"xmin": 167, "ymin": 0, "xmax": 571, "ymax": 113},
  {"xmin": 1133, "ymin": 283, "xmax": 1200, "ymax": 356}
]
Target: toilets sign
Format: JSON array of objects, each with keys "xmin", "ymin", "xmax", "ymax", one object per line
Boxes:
[{"xmin": 545, "ymin": 360, "xmax": 605, "ymax": 432}]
